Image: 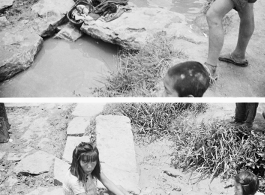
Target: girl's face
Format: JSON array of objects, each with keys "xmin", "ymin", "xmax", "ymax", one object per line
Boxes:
[
  {"xmin": 80, "ymin": 160, "xmax": 97, "ymax": 174},
  {"xmin": 234, "ymin": 180, "xmax": 243, "ymax": 195}
]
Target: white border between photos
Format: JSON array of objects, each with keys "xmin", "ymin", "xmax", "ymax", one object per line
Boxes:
[{"xmin": 0, "ymin": 97, "xmax": 264, "ymax": 103}]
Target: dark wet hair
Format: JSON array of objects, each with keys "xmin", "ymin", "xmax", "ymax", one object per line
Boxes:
[
  {"xmin": 166, "ymin": 61, "xmax": 210, "ymax": 97},
  {"xmin": 235, "ymin": 171, "xmax": 259, "ymax": 195},
  {"xmin": 70, "ymin": 142, "xmax": 100, "ymax": 183}
]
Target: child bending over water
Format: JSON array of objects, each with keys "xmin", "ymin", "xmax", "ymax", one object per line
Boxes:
[
  {"xmin": 234, "ymin": 171, "xmax": 259, "ymax": 195},
  {"xmin": 63, "ymin": 142, "xmax": 130, "ymax": 195}
]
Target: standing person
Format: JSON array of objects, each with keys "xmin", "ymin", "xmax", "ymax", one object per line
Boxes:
[
  {"xmin": 231, "ymin": 103, "xmax": 259, "ymax": 130},
  {"xmin": 63, "ymin": 142, "xmax": 129, "ymax": 195},
  {"xmin": 205, "ymin": 0, "xmax": 257, "ymax": 79},
  {"xmin": 234, "ymin": 170, "xmax": 259, "ymax": 195}
]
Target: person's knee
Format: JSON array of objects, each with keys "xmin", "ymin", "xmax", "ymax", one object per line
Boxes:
[{"xmin": 206, "ymin": 9, "xmax": 222, "ymax": 27}]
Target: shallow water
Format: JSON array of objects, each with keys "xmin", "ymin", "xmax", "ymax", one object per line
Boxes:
[
  {"xmin": 0, "ymin": 0, "xmax": 204, "ymax": 97},
  {"xmin": 0, "ymin": 36, "xmax": 118, "ymax": 97}
]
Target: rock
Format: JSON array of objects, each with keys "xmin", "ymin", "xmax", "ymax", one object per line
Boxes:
[
  {"xmin": 7, "ymin": 153, "xmax": 28, "ymax": 162},
  {"xmin": 37, "ymin": 138, "xmax": 51, "ymax": 149},
  {"xmin": 54, "ymin": 22, "xmax": 83, "ymax": 42},
  {"xmin": 96, "ymin": 115, "xmax": 140, "ymax": 194},
  {"xmin": 13, "ymin": 150, "xmax": 55, "ymax": 175},
  {"xmin": 0, "ymin": 17, "xmax": 10, "ymax": 27},
  {"xmin": 67, "ymin": 117, "xmax": 90, "ymax": 135},
  {"xmin": 72, "ymin": 103, "xmax": 106, "ymax": 117},
  {"xmin": 0, "ymin": 152, "xmax": 6, "ymax": 160},
  {"xmin": 31, "ymin": 0, "xmax": 74, "ymax": 37},
  {"xmin": 54, "ymin": 158, "xmax": 70, "ymax": 186},
  {"xmin": 62, "ymin": 136, "xmax": 91, "ymax": 163},
  {"xmin": 20, "ymin": 117, "xmax": 48, "ymax": 143},
  {"xmin": 0, "ymin": 0, "xmax": 14, "ymax": 13},
  {"xmin": 0, "ymin": 27, "xmax": 43, "ymax": 82},
  {"xmin": 5, "ymin": 176, "xmax": 18, "ymax": 187},
  {"xmin": 81, "ymin": 7, "xmax": 196, "ymax": 50},
  {"xmin": 26, "ymin": 187, "xmax": 63, "ymax": 195}
]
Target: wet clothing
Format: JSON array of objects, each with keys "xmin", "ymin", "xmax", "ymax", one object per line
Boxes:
[
  {"xmin": 63, "ymin": 170, "xmax": 97, "ymax": 195},
  {"xmin": 235, "ymin": 103, "xmax": 259, "ymax": 126},
  {"xmin": 231, "ymin": 0, "xmax": 257, "ymax": 12}
]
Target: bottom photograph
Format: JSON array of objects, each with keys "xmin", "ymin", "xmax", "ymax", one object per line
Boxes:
[{"xmin": 0, "ymin": 103, "xmax": 265, "ymax": 195}]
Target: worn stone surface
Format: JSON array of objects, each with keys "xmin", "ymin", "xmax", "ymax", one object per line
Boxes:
[
  {"xmin": 0, "ymin": 26, "xmax": 43, "ymax": 82},
  {"xmin": 5, "ymin": 176, "xmax": 18, "ymax": 187},
  {"xmin": 13, "ymin": 150, "xmax": 55, "ymax": 175},
  {"xmin": 63, "ymin": 136, "xmax": 91, "ymax": 163},
  {"xmin": 0, "ymin": 0, "xmax": 14, "ymax": 13},
  {"xmin": 54, "ymin": 158, "xmax": 70, "ymax": 186},
  {"xmin": 67, "ymin": 117, "xmax": 90, "ymax": 135},
  {"xmin": 31, "ymin": 0, "xmax": 74, "ymax": 37},
  {"xmin": 72, "ymin": 103, "xmax": 106, "ymax": 117},
  {"xmin": 96, "ymin": 115, "xmax": 139, "ymax": 193},
  {"xmin": 20, "ymin": 117, "xmax": 48, "ymax": 143},
  {"xmin": 0, "ymin": 16, "xmax": 10, "ymax": 27},
  {"xmin": 54, "ymin": 22, "xmax": 83, "ymax": 42},
  {"xmin": 26, "ymin": 187, "xmax": 64, "ymax": 195},
  {"xmin": 37, "ymin": 138, "xmax": 51, "ymax": 149},
  {"xmin": 81, "ymin": 7, "xmax": 198, "ymax": 50},
  {"xmin": 0, "ymin": 152, "xmax": 6, "ymax": 160},
  {"xmin": 7, "ymin": 152, "xmax": 28, "ymax": 162}
]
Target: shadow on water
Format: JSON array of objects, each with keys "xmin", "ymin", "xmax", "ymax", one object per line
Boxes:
[{"xmin": 0, "ymin": 36, "xmax": 119, "ymax": 97}]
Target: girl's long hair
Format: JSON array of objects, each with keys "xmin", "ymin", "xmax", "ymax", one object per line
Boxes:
[
  {"xmin": 70, "ymin": 142, "xmax": 101, "ymax": 183},
  {"xmin": 235, "ymin": 170, "xmax": 259, "ymax": 195}
]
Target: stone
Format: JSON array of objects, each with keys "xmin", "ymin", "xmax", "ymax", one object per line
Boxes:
[
  {"xmin": 96, "ymin": 115, "xmax": 140, "ymax": 194},
  {"xmin": 0, "ymin": 17, "xmax": 10, "ymax": 27},
  {"xmin": 62, "ymin": 136, "xmax": 91, "ymax": 163},
  {"xmin": 72, "ymin": 103, "xmax": 106, "ymax": 117},
  {"xmin": 54, "ymin": 158, "xmax": 70, "ymax": 186},
  {"xmin": 31, "ymin": 0, "xmax": 74, "ymax": 37},
  {"xmin": 7, "ymin": 153, "xmax": 28, "ymax": 162},
  {"xmin": 81, "ymin": 7, "xmax": 199, "ymax": 50},
  {"xmin": 5, "ymin": 176, "xmax": 18, "ymax": 187},
  {"xmin": 20, "ymin": 117, "xmax": 48, "ymax": 143},
  {"xmin": 0, "ymin": 0, "xmax": 14, "ymax": 13},
  {"xmin": 26, "ymin": 187, "xmax": 64, "ymax": 195},
  {"xmin": 37, "ymin": 138, "xmax": 51, "ymax": 149},
  {"xmin": 54, "ymin": 22, "xmax": 83, "ymax": 42},
  {"xmin": 67, "ymin": 117, "xmax": 90, "ymax": 135},
  {"xmin": 0, "ymin": 26, "xmax": 43, "ymax": 82},
  {"xmin": 13, "ymin": 150, "xmax": 55, "ymax": 175},
  {"xmin": 0, "ymin": 152, "xmax": 6, "ymax": 160}
]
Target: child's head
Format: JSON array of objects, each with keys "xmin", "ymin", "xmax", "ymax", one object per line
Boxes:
[
  {"xmin": 70, "ymin": 142, "xmax": 100, "ymax": 182},
  {"xmin": 163, "ymin": 61, "xmax": 210, "ymax": 97},
  {"xmin": 234, "ymin": 171, "xmax": 259, "ymax": 195}
]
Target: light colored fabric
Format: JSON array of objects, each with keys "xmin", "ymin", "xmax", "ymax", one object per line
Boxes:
[{"xmin": 63, "ymin": 170, "xmax": 97, "ymax": 195}]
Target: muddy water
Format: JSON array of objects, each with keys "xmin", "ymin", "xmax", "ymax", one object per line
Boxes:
[
  {"xmin": 0, "ymin": 0, "xmax": 204, "ymax": 97},
  {"xmin": 0, "ymin": 36, "xmax": 118, "ymax": 97}
]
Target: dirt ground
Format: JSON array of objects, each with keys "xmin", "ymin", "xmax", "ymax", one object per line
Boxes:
[{"xmin": 1, "ymin": 0, "xmax": 265, "ymax": 97}]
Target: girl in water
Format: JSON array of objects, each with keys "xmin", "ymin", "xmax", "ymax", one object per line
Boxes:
[
  {"xmin": 234, "ymin": 170, "xmax": 259, "ymax": 195},
  {"xmin": 63, "ymin": 142, "xmax": 130, "ymax": 195}
]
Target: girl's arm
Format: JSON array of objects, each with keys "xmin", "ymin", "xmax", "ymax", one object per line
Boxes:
[{"xmin": 98, "ymin": 172, "xmax": 130, "ymax": 195}]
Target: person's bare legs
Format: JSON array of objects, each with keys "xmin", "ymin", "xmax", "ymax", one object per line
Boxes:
[
  {"xmin": 230, "ymin": 3, "xmax": 255, "ymax": 62},
  {"xmin": 205, "ymin": 0, "xmax": 234, "ymax": 77}
]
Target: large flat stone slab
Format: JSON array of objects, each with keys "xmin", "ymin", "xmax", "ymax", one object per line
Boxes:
[
  {"xmin": 0, "ymin": 0, "xmax": 14, "ymax": 13},
  {"xmin": 26, "ymin": 187, "xmax": 63, "ymax": 195},
  {"xmin": 0, "ymin": 152, "xmax": 6, "ymax": 160},
  {"xmin": 62, "ymin": 136, "xmax": 91, "ymax": 163},
  {"xmin": 0, "ymin": 27, "xmax": 43, "ymax": 82},
  {"xmin": 13, "ymin": 150, "xmax": 55, "ymax": 175},
  {"xmin": 96, "ymin": 115, "xmax": 140, "ymax": 193},
  {"xmin": 7, "ymin": 153, "xmax": 28, "ymax": 162},
  {"xmin": 67, "ymin": 117, "xmax": 90, "ymax": 135},
  {"xmin": 72, "ymin": 103, "xmax": 106, "ymax": 117},
  {"xmin": 81, "ymin": 7, "xmax": 199, "ymax": 50},
  {"xmin": 54, "ymin": 158, "xmax": 70, "ymax": 186}
]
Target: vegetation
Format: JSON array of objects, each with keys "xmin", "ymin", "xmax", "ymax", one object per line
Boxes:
[{"xmin": 93, "ymin": 33, "xmax": 187, "ymax": 97}]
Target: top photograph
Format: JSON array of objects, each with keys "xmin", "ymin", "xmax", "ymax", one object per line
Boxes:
[{"xmin": 0, "ymin": 0, "xmax": 264, "ymax": 97}]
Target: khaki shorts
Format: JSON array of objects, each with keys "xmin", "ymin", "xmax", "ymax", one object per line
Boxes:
[{"xmin": 231, "ymin": 0, "xmax": 257, "ymax": 11}]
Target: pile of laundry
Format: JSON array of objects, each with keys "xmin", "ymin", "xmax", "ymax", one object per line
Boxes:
[{"xmin": 69, "ymin": 0, "xmax": 131, "ymax": 26}]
